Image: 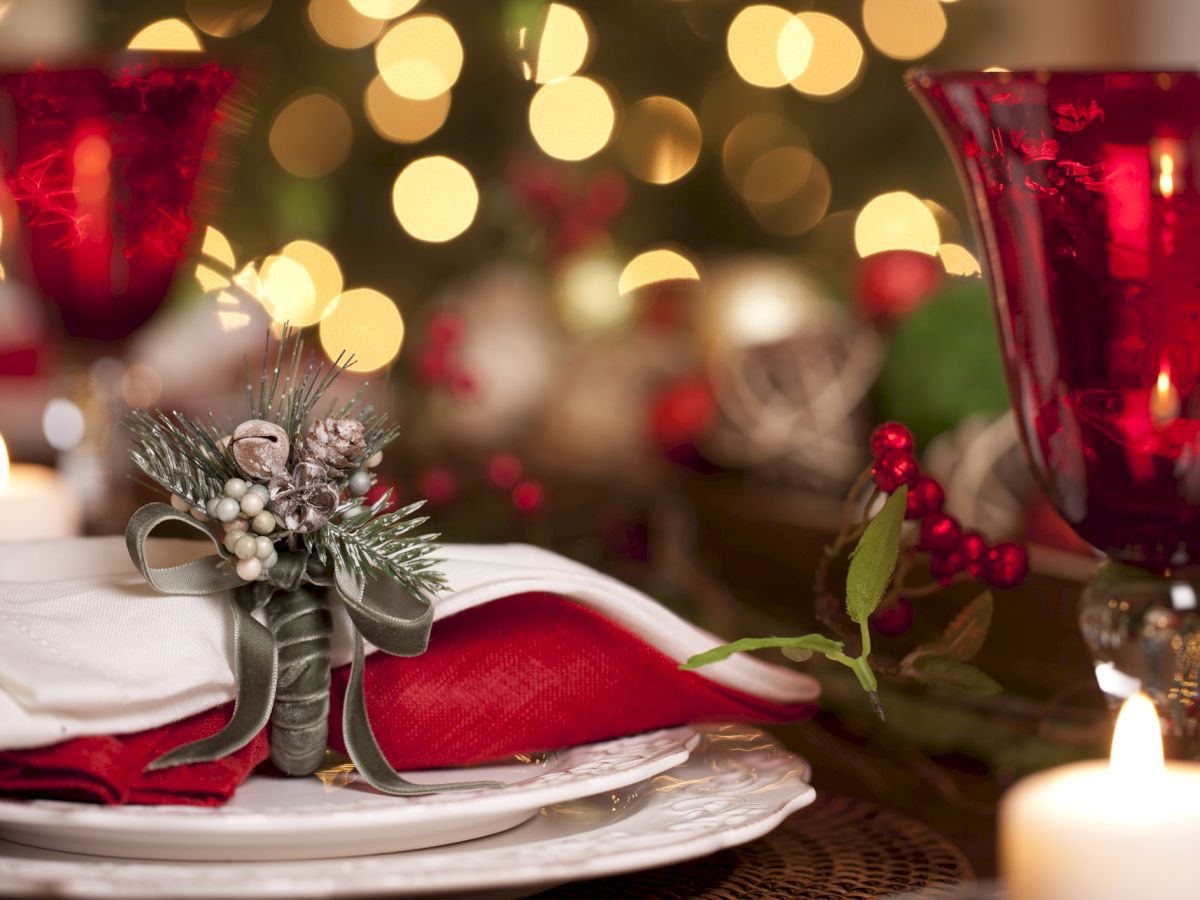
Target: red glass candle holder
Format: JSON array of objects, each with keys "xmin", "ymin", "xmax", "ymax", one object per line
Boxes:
[
  {"xmin": 911, "ymin": 70, "xmax": 1200, "ymax": 755},
  {"xmin": 0, "ymin": 63, "xmax": 235, "ymax": 342}
]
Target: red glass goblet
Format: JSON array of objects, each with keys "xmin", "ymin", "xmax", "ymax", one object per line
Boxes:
[
  {"xmin": 911, "ymin": 70, "xmax": 1200, "ymax": 754},
  {"xmin": 0, "ymin": 63, "xmax": 235, "ymax": 342}
]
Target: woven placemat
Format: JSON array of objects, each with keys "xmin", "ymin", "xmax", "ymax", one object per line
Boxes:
[{"xmin": 536, "ymin": 793, "xmax": 975, "ymax": 899}]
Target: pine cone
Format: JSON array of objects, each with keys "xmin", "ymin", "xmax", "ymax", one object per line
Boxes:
[
  {"xmin": 268, "ymin": 462, "xmax": 339, "ymax": 533},
  {"xmin": 301, "ymin": 417, "xmax": 365, "ymax": 474}
]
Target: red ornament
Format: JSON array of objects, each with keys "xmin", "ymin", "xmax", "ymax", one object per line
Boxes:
[
  {"xmin": 364, "ymin": 478, "xmax": 402, "ymax": 515},
  {"xmin": 511, "ymin": 479, "xmax": 545, "ymax": 513},
  {"xmin": 919, "ymin": 512, "xmax": 961, "ymax": 554},
  {"xmin": 651, "ymin": 378, "xmax": 716, "ymax": 452},
  {"xmin": 870, "ymin": 422, "xmax": 915, "ymax": 460},
  {"xmin": 418, "ymin": 467, "xmax": 457, "ymax": 506},
  {"xmin": 905, "ymin": 476, "xmax": 945, "ymax": 520},
  {"xmin": 984, "ymin": 542, "xmax": 1029, "ymax": 589},
  {"xmin": 957, "ymin": 531, "xmax": 989, "ymax": 577},
  {"xmin": 1, "ymin": 64, "xmax": 236, "ymax": 341},
  {"xmin": 855, "ymin": 250, "xmax": 944, "ymax": 322},
  {"xmin": 872, "ymin": 449, "xmax": 920, "ymax": 493},
  {"xmin": 486, "ymin": 453, "xmax": 523, "ymax": 489},
  {"xmin": 871, "ymin": 596, "xmax": 915, "ymax": 637}
]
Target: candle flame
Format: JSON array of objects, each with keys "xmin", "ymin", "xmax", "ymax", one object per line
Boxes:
[
  {"xmin": 1151, "ymin": 360, "xmax": 1180, "ymax": 426},
  {"xmin": 1160, "ymin": 151, "xmax": 1176, "ymax": 198},
  {"xmin": 1110, "ymin": 692, "xmax": 1165, "ymax": 778}
]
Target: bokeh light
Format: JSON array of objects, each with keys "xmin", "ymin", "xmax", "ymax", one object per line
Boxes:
[
  {"xmin": 722, "ymin": 113, "xmax": 806, "ymax": 189},
  {"xmin": 201, "ymin": 226, "xmax": 236, "ymax": 268},
  {"xmin": 862, "ymin": 0, "xmax": 947, "ymax": 60},
  {"xmin": 319, "ymin": 288, "xmax": 405, "ymax": 372},
  {"xmin": 741, "ymin": 146, "xmax": 813, "ymax": 204},
  {"xmin": 726, "ymin": 5, "xmax": 801, "ymax": 89},
  {"xmin": 699, "ymin": 70, "xmax": 782, "ymax": 147},
  {"xmin": 619, "ymin": 248, "xmax": 701, "ymax": 294},
  {"xmin": 259, "ymin": 255, "xmax": 319, "ymax": 326},
  {"xmin": 618, "ymin": 96, "xmax": 702, "ymax": 185},
  {"xmin": 269, "ymin": 93, "xmax": 353, "ymax": 178},
  {"xmin": 42, "ymin": 398, "xmax": 85, "ymax": 451},
  {"xmin": 937, "ymin": 242, "xmax": 982, "ymax": 276},
  {"xmin": 349, "ymin": 0, "xmax": 419, "ymax": 19},
  {"xmin": 392, "ymin": 156, "xmax": 479, "ymax": 242},
  {"xmin": 186, "ymin": 0, "xmax": 271, "ymax": 38},
  {"xmin": 855, "ymin": 191, "xmax": 940, "ymax": 256},
  {"xmin": 532, "ymin": 4, "xmax": 591, "ymax": 83},
  {"xmin": 282, "ymin": 240, "xmax": 343, "ymax": 314},
  {"xmin": 195, "ymin": 264, "xmax": 230, "ymax": 292},
  {"xmin": 747, "ymin": 154, "xmax": 831, "ymax": 235},
  {"xmin": 787, "ymin": 12, "xmax": 863, "ymax": 98},
  {"xmin": 128, "ymin": 18, "xmax": 204, "ymax": 51},
  {"xmin": 556, "ymin": 253, "xmax": 632, "ymax": 333},
  {"xmin": 529, "ymin": 76, "xmax": 616, "ymax": 161},
  {"xmin": 376, "ymin": 15, "xmax": 463, "ymax": 100},
  {"xmin": 364, "ymin": 74, "xmax": 451, "ymax": 143},
  {"xmin": 307, "ymin": 0, "xmax": 384, "ymax": 49},
  {"xmin": 121, "ymin": 364, "xmax": 163, "ymax": 408}
]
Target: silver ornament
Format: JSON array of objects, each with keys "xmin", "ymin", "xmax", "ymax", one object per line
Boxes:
[{"xmin": 231, "ymin": 419, "xmax": 290, "ymax": 481}]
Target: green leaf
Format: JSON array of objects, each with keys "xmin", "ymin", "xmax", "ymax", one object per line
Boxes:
[
  {"xmin": 781, "ymin": 647, "xmax": 813, "ymax": 662},
  {"xmin": 680, "ymin": 634, "xmax": 845, "ymax": 670},
  {"xmin": 845, "ymin": 485, "xmax": 908, "ymax": 624},
  {"xmin": 918, "ymin": 591, "xmax": 993, "ymax": 662},
  {"xmin": 912, "ymin": 655, "xmax": 1002, "ymax": 695}
]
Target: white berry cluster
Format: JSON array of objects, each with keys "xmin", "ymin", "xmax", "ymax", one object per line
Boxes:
[{"xmin": 213, "ymin": 477, "xmax": 281, "ymax": 581}]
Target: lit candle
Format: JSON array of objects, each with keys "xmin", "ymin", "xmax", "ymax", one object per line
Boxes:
[
  {"xmin": 0, "ymin": 432, "xmax": 82, "ymax": 541},
  {"xmin": 1001, "ymin": 694, "xmax": 1200, "ymax": 900}
]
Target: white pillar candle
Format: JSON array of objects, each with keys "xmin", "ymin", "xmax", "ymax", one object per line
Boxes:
[
  {"xmin": 1001, "ymin": 693, "xmax": 1200, "ymax": 900},
  {"xmin": 0, "ymin": 433, "xmax": 82, "ymax": 541}
]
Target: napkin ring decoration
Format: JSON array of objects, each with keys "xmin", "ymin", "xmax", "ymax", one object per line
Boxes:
[{"xmin": 123, "ymin": 330, "xmax": 494, "ymax": 796}]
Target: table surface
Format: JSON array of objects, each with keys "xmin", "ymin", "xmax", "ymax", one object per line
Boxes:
[{"xmin": 535, "ymin": 793, "xmax": 974, "ymax": 899}]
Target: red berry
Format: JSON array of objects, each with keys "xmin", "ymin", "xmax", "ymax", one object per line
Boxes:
[
  {"xmin": 905, "ymin": 476, "xmax": 946, "ymax": 520},
  {"xmin": 957, "ymin": 531, "xmax": 989, "ymax": 577},
  {"xmin": 855, "ymin": 250, "xmax": 944, "ymax": 322},
  {"xmin": 870, "ymin": 421, "xmax": 915, "ymax": 460},
  {"xmin": 929, "ymin": 548, "xmax": 968, "ymax": 585},
  {"xmin": 450, "ymin": 371, "xmax": 477, "ymax": 397},
  {"xmin": 511, "ymin": 479, "xmax": 545, "ymax": 513},
  {"xmin": 985, "ymin": 542, "xmax": 1029, "ymax": 589},
  {"xmin": 872, "ymin": 449, "xmax": 920, "ymax": 493},
  {"xmin": 486, "ymin": 453, "xmax": 523, "ymax": 489},
  {"xmin": 652, "ymin": 379, "xmax": 716, "ymax": 451},
  {"xmin": 427, "ymin": 312, "xmax": 463, "ymax": 347},
  {"xmin": 871, "ymin": 596, "xmax": 914, "ymax": 637},
  {"xmin": 919, "ymin": 512, "xmax": 961, "ymax": 553},
  {"xmin": 418, "ymin": 467, "xmax": 457, "ymax": 506}
]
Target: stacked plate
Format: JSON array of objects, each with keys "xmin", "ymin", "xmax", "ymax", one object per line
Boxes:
[{"xmin": 0, "ymin": 724, "xmax": 814, "ymax": 897}]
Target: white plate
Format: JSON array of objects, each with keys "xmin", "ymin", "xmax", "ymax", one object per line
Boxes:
[
  {"xmin": 0, "ymin": 724, "xmax": 813, "ymax": 898},
  {"xmin": 0, "ymin": 727, "xmax": 698, "ymax": 861}
]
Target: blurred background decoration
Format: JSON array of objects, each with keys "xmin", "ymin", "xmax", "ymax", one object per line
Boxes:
[{"xmin": 7, "ymin": 0, "xmax": 1180, "ymax": 578}]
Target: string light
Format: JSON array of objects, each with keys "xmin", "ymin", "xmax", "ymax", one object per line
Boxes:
[
  {"xmin": 186, "ymin": 0, "xmax": 271, "ymax": 38},
  {"xmin": 128, "ymin": 18, "xmax": 204, "ymax": 51},
  {"xmin": 787, "ymin": 12, "xmax": 863, "ymax": 98},
  {"xmin": 937, "ymin": 243, "xmax": 982, "ymax": 276},
  {"xmin": 349, "ymin": 0, "xmax": 419, "ymax": 19},
  {"xmin": 269, "ymin": 93, "xmax": 353, "ymax": 178},
  {"xmin": 529, "ymin": 76, "xmax": 616, "ymax": 161},
  {"xmin": 531, "ymin": 4, "xmax": 592, "ymax": 83},
  {"xmin": 855, "ymin": 191, "xmax": 940, "ymax": 256},
  {"xmin": 281, "ymin": 240, "xmax": 343, "ymax": 317},
  {"xmin": 307, "ymin": 0, "xmax": 384, "ymax": 49},
  {"xmin": 725, "ymin": 5, "xmax": 798, "ymax": 89},
  {"xmin": 618, "ymin": 96, "xmax": 702, "ymax": 185},
  {"xmin": 619, "ymin": 248, "xmax": 701, "ymax": 294},
  {"xmin": 319, "ymin": 288, "xmax": 405, "ymax": 372},
  {"xmin": 392, "ymin": 156, "xmax": 479, "ymax": 242},
  {"xmin": 862, "ymin": 0, "xmax": 947, "ymax": 60},
  {"xmin": 364, "ymin": 74, "xmax": 450, "ymax": 143},
  {"xmin": 376, "ymin": 15, "xmax": 463, "ymax": 100}
]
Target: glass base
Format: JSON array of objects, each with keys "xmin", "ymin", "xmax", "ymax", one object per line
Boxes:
[{"xmin": 1080, "ymin": 560, "xmax": 1200, "ymax": 759}]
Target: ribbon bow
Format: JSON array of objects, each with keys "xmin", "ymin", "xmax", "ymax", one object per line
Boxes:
[{"xmin": 126, "ymin": 503, "xmax": 495, "ymax": 795}]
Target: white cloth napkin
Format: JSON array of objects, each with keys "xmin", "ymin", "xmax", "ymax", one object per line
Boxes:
[{"xmin": 0, "ymin": 538, "xmax": 818, "ymax": 751}]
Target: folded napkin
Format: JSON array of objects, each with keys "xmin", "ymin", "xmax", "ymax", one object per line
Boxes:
[{"xmin": 0, "ymin": 538, "xmax": 819, "ymax": 805}]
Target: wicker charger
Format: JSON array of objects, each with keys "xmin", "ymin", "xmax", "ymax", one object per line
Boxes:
[{"xmin": 537, "ymin": 793, "xmax": 975, "ymax": 899}]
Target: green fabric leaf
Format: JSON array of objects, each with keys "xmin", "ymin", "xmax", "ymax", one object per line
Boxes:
[
  {"xmin": 912, "ymin": 654, "xmax": 1002, "ymax": 695},
  {"xmin": 845, "ymin": 486, "xmax": 908, "ymax": 624},
  {"xmin": 680, "ymin": 634, "xmax": 845, "ymax": 670},
  {"xmin": 917, "ymin": 591, "xmax": 993, "ymax": 662}
]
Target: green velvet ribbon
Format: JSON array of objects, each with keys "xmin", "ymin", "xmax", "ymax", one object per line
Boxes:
[{"xmin": 126, "ymin": 502, "xmax": 496, "ymax": 795}]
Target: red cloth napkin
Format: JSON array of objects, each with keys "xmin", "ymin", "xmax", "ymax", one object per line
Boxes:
[{"xmin": 0, "ymin": 592, "xmax": 817, "ymax": 806}]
